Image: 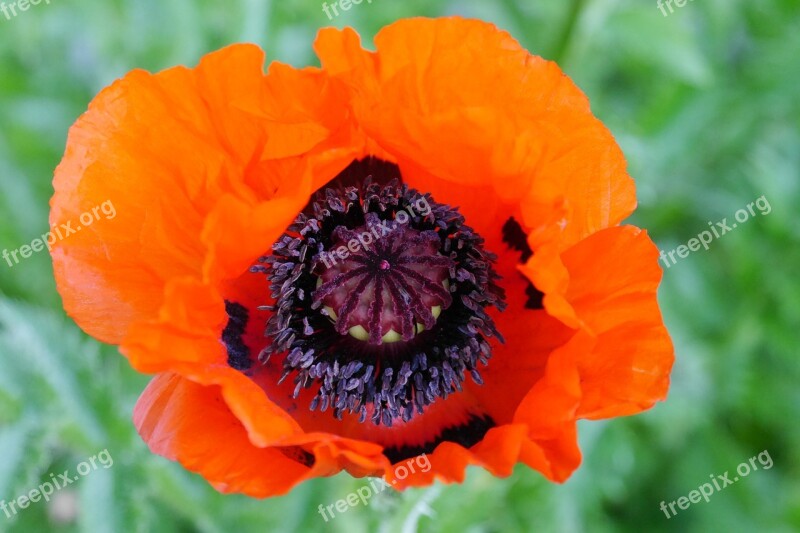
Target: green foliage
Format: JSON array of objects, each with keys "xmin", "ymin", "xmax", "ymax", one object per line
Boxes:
[{"xmin": 1, "ymin": 0, "xmax": 798, "ymax": 531}]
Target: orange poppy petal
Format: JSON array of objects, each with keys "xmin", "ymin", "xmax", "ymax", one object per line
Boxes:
[
  {"xmin": 121, "ymin": 277, "xmax": 394, "ymax": 469},
  {"xmin": 390, "ymin": 337, "xmax": 582, "ymax": 489},
  {"xmin": 135, "ymin": 373, "xmax": 398, "ymax": 497},
  {"xmin": 315, "ymin": 17, "xmax": 635, "ymax": 247},
  {"xmin": 543, "ymin": 226, "xmax": 674, "ymax": 418},
  {"xmin": 51, "ymin": 44, "xmax": 260, "ymax": 343},
  {"xmin": 52, "ymin": 44, "xmax": 355, "ymax": 345},
  {"xmin": 511, "ymin": 339, "xmax": 583, "ymax": 482},
  {"xmin": 463, "ymin": 247, "xmax": 574, "ymax": 424},
  {"xmin": 120, "ymin": 278, "xmax": 305, "ymax": 444},
  {"xmin": 134, "ymin": 373, "xmax": 314, "ymax": 497},
  {"xmin": 199, "ymin": 162, "xmax": 312, "ymax": 285}
]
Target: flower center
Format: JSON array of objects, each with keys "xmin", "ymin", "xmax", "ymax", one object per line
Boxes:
[
  {"xmin": 252, "ymin": 158, "xmax": 506, "ymax": 427},
  {"xmin": 313, "ymin": 222, "xmax": 452, "ymax": 344}
]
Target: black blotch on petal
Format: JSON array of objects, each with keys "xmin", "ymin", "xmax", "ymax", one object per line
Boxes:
[
  {"xmin": 501, "ymin": 217, "xmax": 533, "ymax": 262},
  {"xmin": 222, "ymin": 300, "xmax": 252, "ymax": 371},
  {"xmin": 525, "ymin": 283, "xmax": 544, "ymax": 310},
  {"xmin": 501, "ymin": 217, "xmax": 544, "ymax": 310},
  {"xmin": 382, "ymin": 414, "xmax": 495, "ymax": 464},
  {"xmin": 279, "ymin": 446, "xmax": 316, "ymax": 467}
]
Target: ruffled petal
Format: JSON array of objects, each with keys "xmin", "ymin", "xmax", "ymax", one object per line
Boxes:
[
  {"xmin": 135, "ymin": 373, "xmax": 396, "ymax": 497},
  {"xmin": 557, "ymin": 226, "xmax": 674, "ymax": 418},
  {"xmin": 52, "ymin": 44, "xmax": 358, "ymax": 344},
  {"xmin": 314, "ymin": 17, "xmax": 635, "ymax": 249},
  {"xmin": 135, "ymin": 373, "xmax": 315, "ymax": 497},
  {"xmin": 390, "ymin": 336, "xmax": 583, "ymax": 488}
]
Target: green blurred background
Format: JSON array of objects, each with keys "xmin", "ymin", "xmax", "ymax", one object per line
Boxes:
[{"xmin": 1, "ymin": 0, "xmax": 798, "ymax": 531}]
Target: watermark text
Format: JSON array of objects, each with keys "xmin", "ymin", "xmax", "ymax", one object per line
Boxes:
[
  {"xmin": 659, "ymin": 449, "xmax": 772, "ymax": 518},
  {"xmin": 660, "ymin": 195, "xmax": 771, "ymax": 269},
  {"xmin": 1, "ymin": 449, "xmax": 113, "ymax": 520},
  {"xmin": 318, "ymin": 453, "xmax": 431, "ymax": 521},
  {"xmin": 3, "ymin": 199, "xmax": 116, "ymax": 268}
]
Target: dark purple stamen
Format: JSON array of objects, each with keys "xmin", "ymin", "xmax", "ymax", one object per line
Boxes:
[{"xmin": 249, "ymin": 157, "xmax": 506, "ymax": 427}]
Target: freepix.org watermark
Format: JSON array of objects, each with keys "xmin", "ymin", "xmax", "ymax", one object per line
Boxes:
[
  {"xmin": 660, "ymin": 195, "xmax": 771, "ymax": 269},
  {"xmin": 317, "ymin": 454, "xmax": 431, "ymax": 522},
  {"xmin": 321, "ymin": 0, "xmax": 373, "ymax": 20},
  {"xmin": 0, "ymin": 0, "xmax": 51, "ymax": 21},
  {"xmin": 318, "ymin": 196, "xmax": 432, "ymax": 270},
  {"xmin": 656, "ymin": 0, "xmax": 695, "ymax": 17},
  {"xmin": 2, "ymin": 199, "xmax": 116, "ymax": 268},
  {"xmin": 659, "ymin": 449, "xmax": 773, "ymax": 519},
  {"xmin": 1, "ymin": 449, "xmax": 113, "ymax": 520}
]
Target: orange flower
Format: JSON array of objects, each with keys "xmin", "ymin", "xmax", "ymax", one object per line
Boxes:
[{"xmin": 51, "ymin": 17, "xmax": 673, "ymax": 497}]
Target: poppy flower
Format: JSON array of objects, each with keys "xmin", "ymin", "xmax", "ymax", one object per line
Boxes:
[{"xmin": 51, "ymin": 17, "xmax": 673, "ymax": 497}]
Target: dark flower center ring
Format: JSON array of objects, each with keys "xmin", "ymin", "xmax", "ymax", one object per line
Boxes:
[{"xmin": 251, "ymin": 159, "xmax": 506, "ymax": 427}]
